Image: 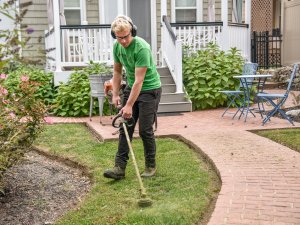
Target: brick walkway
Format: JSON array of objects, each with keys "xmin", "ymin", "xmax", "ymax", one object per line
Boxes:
[{"xmin": 50, "ymin": 91, "xmax": 300, "ymax": 225}]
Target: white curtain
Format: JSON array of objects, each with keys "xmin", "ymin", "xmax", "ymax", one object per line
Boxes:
[
  {"xmin": 232, "ymin": 0, "xmax": 242, "ymax": 23},
  {"xmin": 208, "ymin": 0, "xmax": 215, "ymax": 22},
  {"xmin": 47, "ymin": 0, "xmax": 54, "ymax": 27}
]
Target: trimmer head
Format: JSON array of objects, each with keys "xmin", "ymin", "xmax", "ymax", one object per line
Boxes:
[{"xmin": 138, "ymin": 197, "xmax": 153, "ymax": 208}]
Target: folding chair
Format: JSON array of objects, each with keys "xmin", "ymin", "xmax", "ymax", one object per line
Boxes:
[
  {"xmin": 219, "ymin": 62, "xmax": 258, "ymax": 118},
  {"xmin": 257, "ymin": 64, "xmax": 299, "ymax": 126}
]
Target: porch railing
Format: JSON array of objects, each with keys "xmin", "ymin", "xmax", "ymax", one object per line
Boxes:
[
  {"xmin": 60, "ymin": 24, "xmax": 113, "ymax": 67},
  {"xmin": 170, "ymin": 21, "xmax": 223, "ymax": 54},
  {"xmin": 161, "ymin": 15, "xmax": 183, "ymax": 93},
  {"xmin": 45, "ymin": 24, "xmax": 114, "ymax": 69}
]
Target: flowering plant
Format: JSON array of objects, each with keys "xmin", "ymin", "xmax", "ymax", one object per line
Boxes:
[{"xmin": 0, "ymin": 73, "xmax": 50, "ymax": 194}]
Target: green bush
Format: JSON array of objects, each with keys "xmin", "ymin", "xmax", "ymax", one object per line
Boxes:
[
  {"xmin": 183, "ymin": 43, "xmax": 244, "ymax": 110},
  {"xmin": 3, "ymin": 63, "xmax": 55, "ymax": 106},
  {"xmin": 53, "ymin": 62, "xmax": 113, "ymax": 117}
]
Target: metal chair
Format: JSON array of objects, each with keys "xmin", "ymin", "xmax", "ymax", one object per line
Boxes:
[
  {"xmin": 219, "ymin": 62, "xmax": 258, "ymax": 119},
  {"xmin": 257, "ymin": 64, "xmax": 299, "ymax": 126}
]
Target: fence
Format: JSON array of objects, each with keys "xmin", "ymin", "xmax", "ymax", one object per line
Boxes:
[{"xmin": 251, "ymin": 29, "xmax": 282, "ymax": 69}]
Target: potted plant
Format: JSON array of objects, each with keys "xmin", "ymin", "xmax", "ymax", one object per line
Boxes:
[{"xmin": 88, "ymin": 62, "xmax": 113, "ymax": 97}]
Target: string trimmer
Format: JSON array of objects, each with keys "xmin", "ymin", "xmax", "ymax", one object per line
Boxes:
[{"xmin": 112, "ymin": 114, "xmax": 153, "ymax": 208}]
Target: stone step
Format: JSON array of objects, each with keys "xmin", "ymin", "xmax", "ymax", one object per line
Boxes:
[
  {"xmin": 160, "ymin": 75, "xmax": 175, "ymax": 84},
  {"xmin": 162, "ymin": 84, "xmax": 177, "ymax": 93},
  {"xmin": 160, "ymin": 93, "xmax": 188, "ymax": 103},
  {"xmin": 158, "ymin": 102, "xmax": 192, "ymax": 113},
  {"xmin": 157, "ymin": 67, "xmax": 172, "ymax": 76}
]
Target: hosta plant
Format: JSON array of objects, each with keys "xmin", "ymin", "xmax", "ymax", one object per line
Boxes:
[
  {"xmin": 183, "ymin": 43, "xmax": 244, "ymax": 110},
  {"xmin": 53, "ymin": 61, "xmax": 113, "ymax": 117}
]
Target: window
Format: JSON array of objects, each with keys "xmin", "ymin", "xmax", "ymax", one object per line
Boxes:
[
  {"xmin": 173, "ymin": 0, "xmax": 201, "ymax": 23},
  {"xmin": 64, "ymin": 0, "xmax": 81, "ymax": 25}
]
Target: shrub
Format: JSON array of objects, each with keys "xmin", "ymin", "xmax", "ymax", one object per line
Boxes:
[
  {"xmin": 0, "ymin": 73, "xmax": 49, "ymax": 194},
  {"xmin": 183, "ymin": 43, "xmax": 244, "ymax": 110},
  {"xmin": 3, "ymin": 63, "xmax": 55, "ymax": 106},
  {"xmin": 53, "ymin": 62, "xmax": 113, "ymax": 117}
]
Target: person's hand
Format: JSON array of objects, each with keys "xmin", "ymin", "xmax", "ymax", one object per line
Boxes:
[
  {"xmin": 120, "ymin": 104, "xmax": 132, "ymax": 119},
  {"xmin": 112, "ymin": 94, "xmax": 121, "ymax": 107}
]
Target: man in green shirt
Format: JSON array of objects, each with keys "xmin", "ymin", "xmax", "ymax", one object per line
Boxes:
[{"xmin": 103, "ymin": 15, "xmax": 161, "ymax": 180}]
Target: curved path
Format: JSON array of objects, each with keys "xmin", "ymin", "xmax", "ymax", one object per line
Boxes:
[{"xmin": 51, "ymin": 98, "xmax": 300, "ymax": 224}]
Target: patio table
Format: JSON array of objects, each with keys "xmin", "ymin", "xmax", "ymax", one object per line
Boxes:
[{"xmin": 233, "ymin": 74, "xmax": 273, "ymax": 122}]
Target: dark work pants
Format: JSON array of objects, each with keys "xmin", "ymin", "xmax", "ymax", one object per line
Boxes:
[{"xmin": 115, "ymin": 86, "xmax": 162, "ymax": 169}]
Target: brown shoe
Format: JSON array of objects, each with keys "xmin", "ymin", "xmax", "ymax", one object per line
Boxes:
[
  {"xmin": 103, "ymin": 166, "xmax": 125, "ymax": 180},
  {"xmin": 141, "ymin": 167, "xmax": 156, "ymax": 178}
]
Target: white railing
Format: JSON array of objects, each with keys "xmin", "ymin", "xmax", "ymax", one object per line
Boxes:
[
  {"xmin": 162, "ymin": 16, "xmax": 183, "ymax": 93},
  {"xmin": 44, "ymin": 27, "xmax": 56, "ymax": 71},
  {"xmin": 227, "ymin": 23, "xmax": 250, "ymax": 60},
  {"xmin": 60, "ymin": 25, "xmax": 114, "ymax": 67},
  {"xmin": 172, "ymin": 22, "xmax": 223, "ymax": 53}
]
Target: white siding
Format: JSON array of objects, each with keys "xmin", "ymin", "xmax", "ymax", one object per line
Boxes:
[{"xmin": 282, "ymin": 0, "xmax": 300, "ymax": 65}]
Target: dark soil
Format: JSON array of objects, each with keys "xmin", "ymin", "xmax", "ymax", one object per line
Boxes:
[{"xmin": 0, "ymin": 151, "xmax": 91, "ymax": 225}]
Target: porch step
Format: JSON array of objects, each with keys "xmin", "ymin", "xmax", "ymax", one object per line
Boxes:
[
  {"xmin": 158, "ymin": 67, "xmax": 173, "ymax": 76},
  {"xmin": 162, "ymin": 84, "xmax": 177, "ymax": 93},
  {"xmin": 160, "ymin": 75, "xmax": 175, "ymax": 84},
  {"xmin": 158, "ymin": 102, "xmax": 192, "ymax": 113},
  {"xmin": 160, "ymin": 93, "xmax": 188, "ymax": 103},
  {"xmin": 157, "ymin": 67, "xmax": 192, "ymax": 113}
]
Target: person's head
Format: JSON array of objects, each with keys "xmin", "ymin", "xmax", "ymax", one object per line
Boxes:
[{"xmin": 111, "ymin": 15, "xmax": 136, "ymax": 48}]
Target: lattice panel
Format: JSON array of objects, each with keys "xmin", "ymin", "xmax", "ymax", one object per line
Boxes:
[{"xmin": 251, "ymin": 0, "xmax": 273, "ymax": 32}]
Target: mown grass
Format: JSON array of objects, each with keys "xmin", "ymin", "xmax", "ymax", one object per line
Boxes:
[
  {"xmin": 34, "ymin": 124, "xmax": 220, "ymax": 225},
  {"xmin": 255, "ymin": 128, "xmax": 300, "ymax": 153}
]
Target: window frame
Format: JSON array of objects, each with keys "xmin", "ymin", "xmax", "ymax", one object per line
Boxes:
[
  {"xmin": 171, "ymin": 0, "xmax": 203, "ymax": 23},
  {"xmin": 64, "ymin": 0, "xmax": 83, "ymax": 25}
]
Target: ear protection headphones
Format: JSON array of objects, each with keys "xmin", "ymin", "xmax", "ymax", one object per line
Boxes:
[{"xmin": 111, "ymin": 16, "xmax": 137, "ymax": 39}]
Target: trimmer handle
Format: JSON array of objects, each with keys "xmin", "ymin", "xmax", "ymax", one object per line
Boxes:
[{"xmin": 112, "ymin": 114, "xmax": 135, "ymax": 128}]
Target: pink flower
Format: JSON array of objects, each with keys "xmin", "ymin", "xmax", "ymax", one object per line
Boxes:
[
  {"xmin": 1, "ymin": 87, "xmax": 8, "ymax": 95},
  {"xmin": 44, "ymin": 117, "xmax": 54, "ymax": 124},
  {"xmin": 2, "ymin": 99, "xmax": 9, "ymax": 104},
  {"xmin": 0, "ymin": 74, "xmax": 7, "ymax": 79},
  {"xmin": 21, "ymin": 75, "xmax": 29, "ymax": 82},
  {"xmin": 9, "ymin": 112, "xmax": 16, "ymax": 118}
]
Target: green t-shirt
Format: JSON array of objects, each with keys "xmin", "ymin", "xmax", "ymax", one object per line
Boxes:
[{"xmin": 113, "ymin": 36, "xmax": 161, "ymax": 91}]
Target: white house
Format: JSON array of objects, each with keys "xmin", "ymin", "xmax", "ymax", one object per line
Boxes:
[{"xmin": 4, "ymin": 0, "xmax": 252, "ymax": 113}]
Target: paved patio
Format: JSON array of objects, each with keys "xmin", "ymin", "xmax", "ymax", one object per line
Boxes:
[{"xmin": 50, "ymin": 90, "xmax": 300, "ymax": 225}]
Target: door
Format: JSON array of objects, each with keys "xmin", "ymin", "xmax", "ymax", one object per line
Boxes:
[{"xmin": 127, "ymin": 0, "xmax": 151, "ymax": 45}]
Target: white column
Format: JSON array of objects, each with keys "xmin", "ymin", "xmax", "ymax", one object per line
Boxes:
[
  {"xmin": 245, "ymin": 0, "xmax": 251, "ymax": 61},
  {"xmin": 161, "ymin": 0, "xmax": 167, "ymax": 21},
  {"xmin": 221, "ymin": 0, "xmax": 229, "ymax": 51},
  {"xmin": 161, "ymin": 0, "xmax": 167, "ymax": 66},
  {"xmin": 175, "ymin": 39, "xmax": 183, "ymax": 93},
  {"xmin": 81, "ymin": 0, "xmax": 87, "ymax": 24},
  {"xmin": 53, "ymin": 0, "xmax": 62, "ymax": 72}
]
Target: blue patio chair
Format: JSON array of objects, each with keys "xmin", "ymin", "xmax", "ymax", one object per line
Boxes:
[
  {"xmin": 219, "ymin": 62, "xmax": 258, "ymax": 119},
  {"xmin": 257, "ymin": 64, "xmax": 299, "ymax": 126}
]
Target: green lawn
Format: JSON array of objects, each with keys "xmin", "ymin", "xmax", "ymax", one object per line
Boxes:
[
  {"xmin": 255, "ymin": 128, "xmax": 300, "ymax": 153},
  {"xmin": 34, "ymin": 124, "xmax": 220, "ymax": 225}
]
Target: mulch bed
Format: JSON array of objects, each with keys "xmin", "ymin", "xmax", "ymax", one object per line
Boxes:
[{"xmin": 0, "ymin": 151, "xmax": 91, "ymax": 225}]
